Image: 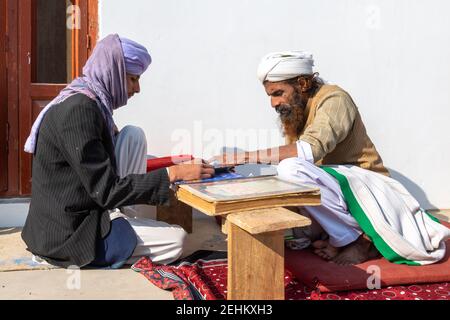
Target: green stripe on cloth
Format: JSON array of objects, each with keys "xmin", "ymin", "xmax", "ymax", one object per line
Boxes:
[
  {"xmin": 425, "ymin": 211, "xmax": 441, "ymax": 224},
  {"xmin": 321, "ymin": 166, "xmax": 420, "ymax": 266}
]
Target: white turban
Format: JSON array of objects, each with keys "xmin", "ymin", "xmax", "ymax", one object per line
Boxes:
[{"xmin": 257, "ymin": 51, "xmax": 315, "ymax": 83}]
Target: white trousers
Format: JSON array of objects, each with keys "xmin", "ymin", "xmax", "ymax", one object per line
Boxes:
[
  {"xmin": 277, "ymin": 158, "xmax": 363, "ymax": 247},
  {"xmin": 112, "ymin": 125, "xmax": 187, "ymax": 265}
]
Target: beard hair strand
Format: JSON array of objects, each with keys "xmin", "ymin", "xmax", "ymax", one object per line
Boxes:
[{"xmin": 278, "ymin": 91, "xmax": 305, "ymax": 142}]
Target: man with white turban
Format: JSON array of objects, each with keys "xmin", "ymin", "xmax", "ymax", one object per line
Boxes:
[{"xmin": 211, "ymin": 51, "xmax": 450, "ymax": 266}]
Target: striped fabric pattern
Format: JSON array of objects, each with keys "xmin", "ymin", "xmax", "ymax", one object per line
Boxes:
[{"xmin": 21, "ymin": 94, "xmax": 170, "ymax": 268}]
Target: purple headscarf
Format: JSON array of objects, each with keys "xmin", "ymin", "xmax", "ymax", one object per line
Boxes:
[{"xmin": 24, "ymin": 34, "xmax": 151, "ymax": 154}]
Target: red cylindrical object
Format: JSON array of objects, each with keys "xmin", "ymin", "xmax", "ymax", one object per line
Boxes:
[{"xmin": 146, "ymin": 155, "xmax": 194, "ymax": 172}]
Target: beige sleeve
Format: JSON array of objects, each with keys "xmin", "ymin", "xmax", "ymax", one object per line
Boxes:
[{"xmin": 299, "ymin": 92, "xmax": 357, "ymax": 162}]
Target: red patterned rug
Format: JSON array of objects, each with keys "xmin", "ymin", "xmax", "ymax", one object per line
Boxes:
[{"xmin": 131, "ymin": 250, "xmax": 450, "ymax": 300}]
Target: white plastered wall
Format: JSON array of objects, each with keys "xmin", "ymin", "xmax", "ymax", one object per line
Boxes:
[{"xmin": 100, "ymin": 0, "xmax": 450, "ymax": 209}]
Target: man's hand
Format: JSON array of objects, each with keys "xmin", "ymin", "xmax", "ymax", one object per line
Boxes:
[
  {"xmin": 168, "ymin": 161, "xmax": 215, "ymax": 183},
  {"xmin": 208, "ymin": 152, "xmax": 249, "ymax": 167},
  {"xmin": 209, "ymin": 145, "xmax": 298, "ymax": 166}
]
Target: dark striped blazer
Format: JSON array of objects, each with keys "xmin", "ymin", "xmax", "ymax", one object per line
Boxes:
[{"xmin": 21, "ymin": 94, "xmax": 170, "ymax": 268}]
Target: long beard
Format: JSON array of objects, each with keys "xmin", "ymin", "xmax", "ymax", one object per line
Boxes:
[{"xmin": 277, "ymin": 91, "xmax": 306, "ymax": 142}]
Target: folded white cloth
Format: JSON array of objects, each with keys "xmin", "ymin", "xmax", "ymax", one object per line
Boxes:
[
  {"xmin": 32, "ymin": 255, "xmax": 52, "ymax": 266},
  {"xmin": 322, "ymin": 165, "xmax": 450, "ymax": 265}
]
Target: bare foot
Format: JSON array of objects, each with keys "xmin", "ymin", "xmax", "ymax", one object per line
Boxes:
[
  {"xmin": 331, "ymin": 235, "xmax": 381, "ymax": 266},
  {"xmin": 312, "ymin": 240, "xmax": 340, "ymax": 261}
]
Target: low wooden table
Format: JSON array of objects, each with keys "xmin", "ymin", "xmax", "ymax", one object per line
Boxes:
[{"xmin": 157, "ymin": 189, "xmax": 320, "ymax": 300}]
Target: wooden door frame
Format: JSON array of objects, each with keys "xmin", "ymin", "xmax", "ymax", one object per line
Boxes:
[
  {"xmin": 0, "ymin": 0, "xmax": 98, "ymax": 197},
  {"xmin": 0, "ymin": 0, "xmax": 8, "ymax": 192},
  {"xmin": 1, "ymin": 0, "xmax": 20, "ymax": 197}
]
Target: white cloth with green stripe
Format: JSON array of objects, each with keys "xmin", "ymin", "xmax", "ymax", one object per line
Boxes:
[{"xmin": 277, "ymin": 158, "xmax": 450, "ymax": 265}]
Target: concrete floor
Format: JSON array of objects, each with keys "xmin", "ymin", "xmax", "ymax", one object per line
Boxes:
[
  {"xmin": 0, "ymin": 211, "xmax": 227, "ymax": 300},
  {"xmin": 1, "ymin": 268, "xmax": 174, "ymax": 300},
  {"xmin": 1, "ymin": 209, "xmax": 448, "ymax": 300}
]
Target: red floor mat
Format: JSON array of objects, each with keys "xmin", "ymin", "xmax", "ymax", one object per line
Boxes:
[{"xmin": 131, "ymin": 250, "xmax": 450, "ymax": 300}]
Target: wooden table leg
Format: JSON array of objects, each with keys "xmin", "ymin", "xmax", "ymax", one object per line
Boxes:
[
  {"xmin": 156, "ymin": 189, "xmax": 193, "ymax": 233},
  {"xmin": 221, "ymin": 215, "xmax": 229, "ymax": 235},
  {"xmin": 227, "ymin": 222, "xmax": 285, "ymax": 300}
]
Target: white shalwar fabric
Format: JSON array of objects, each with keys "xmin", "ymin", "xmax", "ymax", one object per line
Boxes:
[
  {"xmin": 296, "ymin": 139, "xmax": 315, "ymax": 163},
  {"xmin": 322, "ymin": 165, "xmax": 450, "ymax": 265},
  {"xmin": 114, "ymin": 125, "xmax": 154, "ymax": 219},
  {"xmin": 112, "ymin": 125, "xmax": 187, "ymax": 265},
  {"xmin": 114, "ymin": 125, "xmax": 148, "ymax": 177},
  {"xmin": 277, "ymin": 158, "xmax": 363, "ymax": 247},
  {"xmin": 277, "ymin": 157, "xmax": 450, "ymax": 265}
]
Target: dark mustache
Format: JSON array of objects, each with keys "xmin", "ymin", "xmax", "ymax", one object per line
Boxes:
[{"xmin": 275, "ymin": 104, "xmax": 293, "ymax": 116}]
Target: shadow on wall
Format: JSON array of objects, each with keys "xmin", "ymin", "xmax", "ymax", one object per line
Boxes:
[
  {"xmin": 388, "ymin": 168, "xmax": 437, "ymax": 211},
  {"xmin": 234, "ymin": 164, "xmax": 277, "ymax": 177}
]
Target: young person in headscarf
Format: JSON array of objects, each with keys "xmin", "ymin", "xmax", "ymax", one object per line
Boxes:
[
  {"xmin": 211, "ymin": 51, "xmax": 450, "ymax": 266},
  {"xmin": 21, "ymin": 34, "xmax": 214, "ymax": 269}
]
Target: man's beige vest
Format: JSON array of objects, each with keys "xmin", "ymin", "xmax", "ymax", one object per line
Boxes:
[{"xmin": 287, "ymin": 85, "xmax": 390, "ymax": 176}]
